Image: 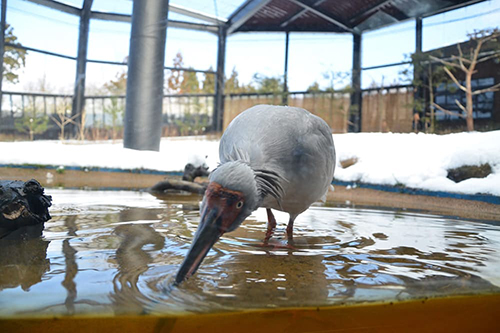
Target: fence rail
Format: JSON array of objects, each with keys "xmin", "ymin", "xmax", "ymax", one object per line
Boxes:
[{"xmin": 0, "ymin": 87, "xmax": 415, "ymax": 140}]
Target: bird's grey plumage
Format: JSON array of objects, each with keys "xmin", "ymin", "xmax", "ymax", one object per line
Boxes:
[
  {"xmin": 219, "ymin": 104, "xmax": 336, "ymax": 216},
  {"xmin": 174, "ymin": 104, "xmax": 336, "ymax": 284}
]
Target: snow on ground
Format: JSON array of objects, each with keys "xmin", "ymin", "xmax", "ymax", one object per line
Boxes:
[
  {"xmin": 333, "ymin": 131, "xmax": 500, "ymax": 196},
  {"xmin": 0, "ymin": 131, "xmax": 499, "ymax": 196}
]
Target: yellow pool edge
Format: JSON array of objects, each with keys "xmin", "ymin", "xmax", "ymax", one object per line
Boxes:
[{"xmin": 1, "ymin": 293, "xmax": 499, "ymax": 333}]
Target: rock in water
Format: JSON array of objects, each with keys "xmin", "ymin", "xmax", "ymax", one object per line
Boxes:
[
  {"xmin": 0, "ymin": 179, "xmax": 52, "ymax": 232},
  {"xmin": 182, "ymin": 163, "xmax": 209, "ymax": 182}
]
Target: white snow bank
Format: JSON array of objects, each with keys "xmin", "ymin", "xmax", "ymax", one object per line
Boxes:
[
  {"xmin": 1, "ymin": 131, "xmax": 499, "ymax": 196},
  {"xmin": 334, "ymin": 131, "xmax": 500, "ymax": 196},
  {"xmin": 0, "ymin": 136, "xmax": 220, "ymax": 173}
]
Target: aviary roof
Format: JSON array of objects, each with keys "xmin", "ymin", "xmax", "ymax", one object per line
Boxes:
[{"xmin": 226, "ymin": 0, "xmax": 486, "ymax": 34}]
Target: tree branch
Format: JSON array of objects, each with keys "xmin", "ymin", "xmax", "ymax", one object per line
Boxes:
[
  {"xmin": 475, "ymin": 52, "xmax": 500, "ymax": 64},
  {"xmin": 429, "ymin": 55, "xmax": 462, "ymax": 69},
  {"xmin": 443, "ymin": 66, "xmax": 467, "ymax": 92},
  {"xmin": 454, "ymin": 99, "xmax": 467, "ymax": 114},
  {"xmin": 470, "ymin": 38, "xmax": 484, "ymax": 72},
  {"xmin": 472, "ymin": 82, "xmax": 500, "ymax": 95},
  {"xmin": 432, "ymin": 102, "xmax": 466, "ymax": 119},
  {"xmin": 456, "ymin": 44, "xmax": 468, "ymax": 70},
  {"xmin": 49, "ymin": 115, "xmax": 63, "ymax": 127},
  {"xmin": 451, "ymin": 54, "xmax": 471, "ymax": 65}
]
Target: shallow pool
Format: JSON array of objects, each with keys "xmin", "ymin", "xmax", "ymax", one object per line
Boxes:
[{"xmin": 0, "ymin": 189, "xmax": 499, "ymax": 316}]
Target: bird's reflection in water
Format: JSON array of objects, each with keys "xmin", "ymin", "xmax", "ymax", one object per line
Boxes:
[
  {"xmin": 110, "ymin": 223, "xmax": 165, "ymax": 314},
  {"xmin": 4, "ymin": 193, "xmax": 499, "ymax": 317},
  {"xmin": 0, "ymin": 224, "xmax": 50, "ymax": 292}
]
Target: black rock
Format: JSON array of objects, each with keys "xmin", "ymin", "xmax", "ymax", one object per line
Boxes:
[
  {"xmin": 0, "ymin": 179, "xmax": 52, "ymax": 232},
  {"xmin": 446, "ymin": 164, "xmax": 492, "ymax": 183},
  {"xmin": 182, "ymin": 163, "xmax": 210, "ymax": 182}
]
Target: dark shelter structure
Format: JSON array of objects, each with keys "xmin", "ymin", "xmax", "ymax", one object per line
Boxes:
[{"xmin": 0, "ymin": 0, "xmax": 488, "ymax": 150}]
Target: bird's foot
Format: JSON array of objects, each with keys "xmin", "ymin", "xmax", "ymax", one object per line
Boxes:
[{"xmin": 256, "ymin": 238, "xmax": 296, "ymax": 250}]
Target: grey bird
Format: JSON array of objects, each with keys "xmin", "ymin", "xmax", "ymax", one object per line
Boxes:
[{"xmin": 174, "ymin": 104, "xmax": 336, "ymax": 284}]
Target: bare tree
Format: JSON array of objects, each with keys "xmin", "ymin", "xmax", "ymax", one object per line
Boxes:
[
  {"xmin": 68, "ymin": 107, "xmax": 87, "ymax": 141},
  {"xmin": 430, "ymin": 28, "xmax": 500, "ymax": 131},
  {"xmin": 50, "ymin": 99, "xmax": 79, "ymax": 141}
]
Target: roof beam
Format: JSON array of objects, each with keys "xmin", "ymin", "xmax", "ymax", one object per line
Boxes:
[
  {"xmin": 280, "ymin": 0, "xmax": 326, "ymax": 28},
  {"xmin": 26, "ymin": 0, "xmax": 221, "ymax": 32},
  {"xmin": 169, "ymin": 3, "xmax": 226, "ymax": 25},
  {"xmin": 226, "ymin": 0, "xmax": 273, "ymax": 34},
  {"xmin": 168, "ymin": 20, "xmax": 219, "ymax": 33},
  {"xmin": 288, "ymin": 0, "xmax": 354, "ymax": 33},
  {"xmin": 90, "ymin": 11, "xmax": 131, "ymax": 23},
  {"xmin": 25, "ymin": 0, "xmax": 80, "ymax": 16},
  {"xmin": 422, "ymin": 0, "xmax": 486, "ymax": 18},
  {"xmin": 90, "ymin": 12, "xmax": 218, "ymax": 33},
  {"xmin": 381, "ymin": 6, "xmax": 409, "ymax": 21},
  {"xmin": 349, "ymin": 0, "xmax": 394, "ymax": 26}
]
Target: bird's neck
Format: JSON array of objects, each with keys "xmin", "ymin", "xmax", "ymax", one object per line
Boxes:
[{"xmin": 253, "ymin": 168, "xmax": 285, "ymax": 208}]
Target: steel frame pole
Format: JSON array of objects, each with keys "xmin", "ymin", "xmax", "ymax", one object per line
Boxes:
[
  {"xmin": 71, "ymin": 0, "xmax": 93, "ymax": 137},
  {"xmin": 124, "ymin": 0, "xmax": 169, "ymax": 151},
  {"xmin": 213, "ymin": 25, "xmax": 227, "ymax": 132},
  {"xmin": 0, "ymin": 0, "xmax": 8, "ymax": 116},
  {"xmin": 349, "ymin": 32, "xmax": 362, "ymax": 132},
  {"xmin": 413, "ymin": 17, "xmax": 424, "ymax": 131},
  {"xmin": 282, "ymin": 31, "xmax": 289, "ymax": 106}
]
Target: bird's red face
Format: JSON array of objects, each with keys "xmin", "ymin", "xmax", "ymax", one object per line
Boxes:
[{"xmin": 174, "ymin": 182, "xmax": 245, "ymax": 284}]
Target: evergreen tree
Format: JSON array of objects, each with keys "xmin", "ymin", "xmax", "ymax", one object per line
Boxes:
[
  {"xmin": 103, "ymin": 71, "xmax": 127, "ymax": 95},
  {"xmin": 225, "ymin": 67, "xmax": 240, "ymax": 94},
  {"xmin": 180, "ymin": 69, "xmax": 200, "ymax": 94},
  {"xmin": 252, "ymin": 73, "xmax": 283, "ymax": 93},
  {"xmin": 307, "ymin": 82, "xmax": 321, "ymax": 92},
  {"xmin": 202, "ymin": 66, "xmax": 215, "ymax": 93},
  {"xmin": 3, "ymin": 24, "xmax": 26, "ymax": 83}
]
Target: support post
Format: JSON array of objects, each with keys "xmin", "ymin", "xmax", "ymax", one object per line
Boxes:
[
  {"xmin": 413, "ymin": 17, "xmax": 423, "ymax": 131},
  {"xmin": 282, "ymin": 31, "xmax": 289, "ymax": 106},
  {"xmin": 349, "ymin": 32, "xmax": 362, "ymax": 132},
  {"xmin": 415, "ymin": 17, "xmax": 422, "ymax": 54},
  {"xmin": 213, "ymin": 25, "xmax": 227, "ymax": 132},
  {"xmin": 0, "ymin": 0, "xmax": 7, "ymax": 116},
  {"xmin": 124, "ymin": 0, "xmax": 169, "ymax": 151},
  {"xmin": 71, "ymin": 0, "xmax": 93, "ymax": 137}
]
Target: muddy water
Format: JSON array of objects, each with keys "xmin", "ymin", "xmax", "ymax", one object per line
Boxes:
[{"xmin": 0, "ymin": 189, "xmax": 499, "ymax": 316}]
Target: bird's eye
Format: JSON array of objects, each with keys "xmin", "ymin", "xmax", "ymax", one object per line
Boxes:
[{"xmin": 236, "ymin": 201, "xmax": 243, "ymax": 209}]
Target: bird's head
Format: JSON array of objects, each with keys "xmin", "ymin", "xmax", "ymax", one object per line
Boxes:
[{"xmin": 174, "ymin": 161, "xmax": 258, "ymax": 285}]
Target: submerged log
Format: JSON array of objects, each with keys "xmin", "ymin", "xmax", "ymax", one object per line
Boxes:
[
  {"xmin": 149, "ymin": 162, "xmax": 210, "ymax": 195},
  {"xmin": 0, "ymin": 179, "xmax": 52, "ymax": 233},
  {"xmin": 149, "ymin": 178, "xmax": 207, "ymax": 195}
]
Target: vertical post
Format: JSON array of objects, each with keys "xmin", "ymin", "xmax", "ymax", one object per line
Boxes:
[
  {"xmin": 213, "ymin": 25, "xmax": 227, "ymax": 132},
  {"xmin": 415, "ymin": 17, "xmax": 422, "ymax": 54},
  {"xmin": 349, "ymin": 32, "xmax": 362, "ymax": 132},
  {"xmin": 282, "ymin": 31, "xmax": 289, "ymax": 106},
  {"xmin": 413, "ymin": 17, "xmax": 423, "ymax": 132},
  {"xmin": 0, "ymin": 0, "xmax": 7, "ymax": 116},
  {"xmin": 71, "ymin": 0, "xmax": 93, "ymax": 137},
  {"xmin": 124, "ymin": 0, "xmax": 169, "ymax": 151}
]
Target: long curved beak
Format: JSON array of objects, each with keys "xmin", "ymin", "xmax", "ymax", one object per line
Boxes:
[{"xmin": 174, "ymin": 205, "xmax": 223, "ymax": 285}]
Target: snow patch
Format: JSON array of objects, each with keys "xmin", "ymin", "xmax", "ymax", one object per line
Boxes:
[{"xmin": 1, "ymin": 131, "xmax": 499, "ymax": 196}]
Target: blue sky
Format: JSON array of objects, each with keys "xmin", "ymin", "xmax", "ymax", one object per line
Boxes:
[{"xmin": 4, "ymin": 0, "xmax": 500, "ymax": 93}]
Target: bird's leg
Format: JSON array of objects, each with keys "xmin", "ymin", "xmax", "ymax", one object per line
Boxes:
[
  {"xmin": 286, "ymin": 216, "xmax": 296, "ymax": 243},
  {"xmin": 264, "ymin": 208, "xmax": 277, "ymax": 244}
]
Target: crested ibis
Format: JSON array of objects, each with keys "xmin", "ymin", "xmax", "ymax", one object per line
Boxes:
[{"xmin": 175, "ymin": 104, "xmax": 336, "ymax": 284}]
